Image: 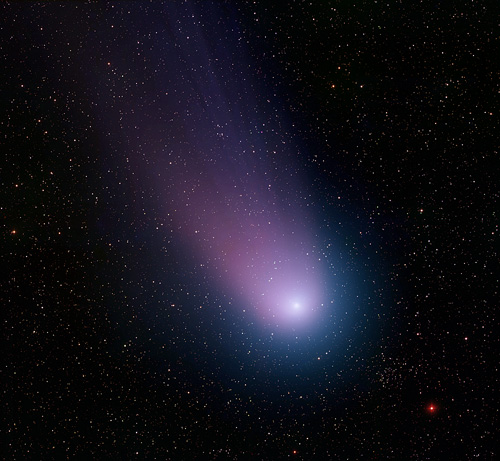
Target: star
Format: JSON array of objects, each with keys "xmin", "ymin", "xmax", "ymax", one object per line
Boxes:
[{"xmin": 426, "ymin": 403, "xmax": 438, "ymax": 414}]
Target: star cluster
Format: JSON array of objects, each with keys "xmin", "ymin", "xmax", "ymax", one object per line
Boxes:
[{"xmin": 3, "ymin": 2, "xmax": 497, "ymax": 459}]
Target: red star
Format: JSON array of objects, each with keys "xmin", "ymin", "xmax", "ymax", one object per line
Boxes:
[{"xmin": 426, "ymin": 403, "xmax": 438, "ymax": 414}]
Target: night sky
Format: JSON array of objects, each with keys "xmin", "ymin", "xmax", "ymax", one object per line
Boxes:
[{"xmin": 3, "ymin": 1, "xmax": 498, "ymax": 459}]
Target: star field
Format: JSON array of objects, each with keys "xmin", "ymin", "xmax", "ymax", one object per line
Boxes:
[{"xmin": 2, "ymin": 2, "xmax": 498, "ymax": 458}]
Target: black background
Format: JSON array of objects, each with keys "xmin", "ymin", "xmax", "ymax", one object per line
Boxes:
[{"xmin": 3, "ymin": 1, "xmax": 498, "ymax": 459}]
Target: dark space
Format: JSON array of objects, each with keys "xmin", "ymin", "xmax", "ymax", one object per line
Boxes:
[{"xmin": 2, "ymin": 2, "xmax": 498, "ymax": 459}]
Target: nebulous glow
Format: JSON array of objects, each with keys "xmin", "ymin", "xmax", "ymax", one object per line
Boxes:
[
  {"xmin": 112, "ymin": 4, "xmax": 328, "ymax": 331},
  {"xmin": 178, "ymin": 194, "xmax": 326, "ymax": 330},
  {"xmin": 149, "ymin": 7, "xmax": 328, "ymax": 331},
  {"xmin": 241, "ymin": 254, "xmax": 324, "ymax": 328},
  {"xmin": 159, "ymin": 138, "xmax": 327, "ymax": 330}
]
